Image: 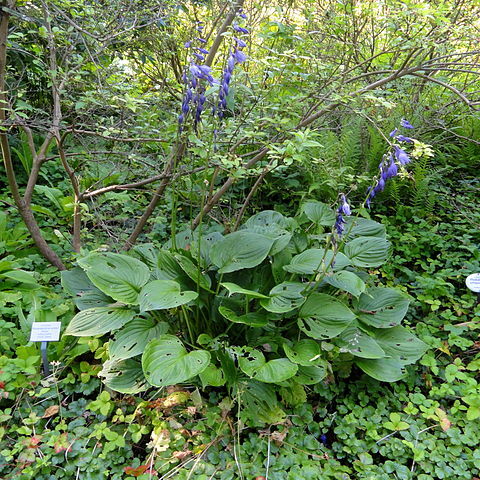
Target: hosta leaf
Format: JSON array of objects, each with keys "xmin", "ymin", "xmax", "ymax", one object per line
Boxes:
[
  {"xmin": 99, "ymin": 358, "xmax": 147, "ymax": 394},
  {"xmin": 337, "ymin": 326, "xmax": 385, "ymax": 359},
  {"xmin": 371, "ymin": 326, "xmax": 428, "ymax": 364},
  {"xmin": 298, "ymin": 293, "xmax": 355, "ymax": 339},
  {"xmin": 174, "ymin": 253, "xmax": 212, "ymax": 290},
  {"xmin": 295, "ymin": 364, "xmax": 328, "ymax": 385},
  {"xmin": 199, "ymin": 364, "xmax": 226, "ymax": 387},
  {"xmin": 210, "ymin": 231, "xmax": 274, "ymax": 273},
  {"xmin": 78, "ymin": 253, "xmax": 150, "ymax": 304},
  {"xmin": 345, "ymin": 217, "xmax": 386, "ymax": 239},
  {"xmin": 110, "ymin": 318, "xmax": 169, "ymax": 359},
  {"xmin": 302, "ymin": 201, "xmax": 336, "ymax": 226},
  {"xmin": 62, "ymin": 267, "xmax": 114, "ymax": 310},
  {"xmin": 355, "ymin": 357, "xmax": 407, "ymax": 382},
  {"xmin": 284, "ymin": 248, "xmax": 351, "ymax": 274},
  {"xmin": 218, "ymin": 306, "xmax": 269, "ymax": 327},
  {"xmin": 238, "ymin": 349, "xmax": 298, "ymax": 383},
  {"xmin": 154, "ymin": 250, "xmax": 187, "ymax": 282},
  {"xmin": 283, "ymin": 339, "xmax": 322, "ymax": 366},
  {"xmin": 243, "ymin": 210, "xmax": 291, "ymax": 230},
  {"xmin": 357, "ymin": 287, "xmax": 410, "ymax": 328},
  {"xmin": 0, "ymin": 270, "xmax": 38, "ymax": 285},
  {"xmin": 325, "ymin": 270, "xmax": 366, "ymax": 297},
  {"xmin": 138, "ymin": 280, "xmax": 198, "ymax": 311},
  {"xmin": 260, "ymin": 282, "xmax": 306, "ymax": 313},
  {"xmin": 66, "ymin": 307, "xmax": 135, "ymax": 336},
  {"xmin": 142, "ymin": 335, "xmax": 210, "ymax": 387},
  {"xmin": 220, "ymin": 282, "xmax": 268, "ymax": 298},
  {"xmin": 344, "ymin": 236, "xmax": 390, "ymax": 268}
]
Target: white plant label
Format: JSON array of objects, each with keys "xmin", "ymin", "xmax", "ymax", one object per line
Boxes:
[
  {"xmin": 466, "ymin": 273, "xmax": 480, "ymax": 293},
  {"xmin": 30, "ymin": 322, "xmax": 62, "ymax": 342}
]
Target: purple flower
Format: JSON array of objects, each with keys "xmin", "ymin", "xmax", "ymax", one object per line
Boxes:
[
  {"xmin": 235, "ymin": 37, "xmax": 247, "ymax": 48},
  {"xmin": 198, "ymin": 48, "xmax": 209, "ymax": 54},
  {"xmin": 400, "ymin": 119, "xmax": 414, "ymax": 129},
  {"xmin": 395, "ymin": 134, "xmax": 413, "ymax": 143},
  {"xmin": 193, "ymin": 53, "xmax": 204, "ymax": 61},
  {"xmin": 233, "ymin": 24, "xmax": 249, "ymax": 34},
  {"xmin": 184, "ymin": 41, "xmax": 192, "ymax": 48},
  {"xmin": 233, "ymin": 49, "xmax": 247, "ymax": 63},
  {"xmin": 196, "ymin": 37, "xmax": 207, "ymax": 44},
  {"xmin": 389, "ymin": 128, "xmax": 398, "ymax": 137},
  {"xmin": 335, "ymin": 194, "xmax": 351, "ymax": 235},
  {"xmin": 386, "ymin": 155, "xmax": 398, "ymax": 178},
  {"xmin": 394, "ymin": 145, "xmax": 411, "ymax": 165}
]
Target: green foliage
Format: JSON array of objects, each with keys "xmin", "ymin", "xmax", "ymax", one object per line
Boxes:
[{"xmin": 64, "ymin": 206, "xmax": 427, "ymax": 423}]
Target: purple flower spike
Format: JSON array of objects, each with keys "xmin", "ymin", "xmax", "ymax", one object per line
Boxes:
[
  {"xmin": 400, "ymin": 119, "xmax": 414, "ymax": 129},
  {"xmin": 335, "ymin": 194, "xmax": 351, "ymax": 236},
  {"xmin": 394, "ymin": 145, "xmax": 411, "ymax": 165},
  {"xmin": 235, "ymin": 37, "xmax": 247, "ymax": 48},
  {"xmin": 233, "ymin": 24, "xmax": 249, "ymax": 34},
  {"xmin": 233, "ymin": 50, "xmax": 247, "ymax": 63},
  {"xmin": 386, "ymin": 155, "xmax": 398, "ymax": 178},
  {"xmin": 395, "ymin": 134, "xmax": 413, "ymax": 143}
]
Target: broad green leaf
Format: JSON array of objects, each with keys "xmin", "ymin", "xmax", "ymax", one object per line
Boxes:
[
  {"xmin": 345, "ymin": 217, "xmax": 386, "ymax": 239},
  {"xmin": 325, "ymin": 270, "xmax": 366, "ymax": 297},
  {"xmin": 199, "ymin": 364, "xmax": 225, "ymax": 387},
  {"xmin": 355, "ymin": 357, "xmax": 406, "ymax": 382},
  {"xmin": 210, "ymin": 231, "xmax": 274, "ymax": 273},
  {"xmin": 302, "ymin": 201, "xmax": 336, "ymax": 226},
  {"xmin": 243, "ymin": 210, "xmax": 291, "ymax": 230},
  {"xmin": 220, "ymin": 282, "xmax": 268, "ymax": 298},
  {"xmin": 78, "ymin": 253, "xmax": 150, "ymax": 304},
  {"xmin": 99, "ymin": 358, "xmax": 147, "ymax": 394},
  {"xmin": 110, "ymin": 318, "xmax": 169, "ymax": 359},
  {"xmin": 142, "ymin": 335, "xmax": 210, "ymax": 387},
  {"xmin": 154, "ymin": 250, "xmax": 186, "ymax": 281},
  {"xmin": 298, "ymin": 293, "xmax": 355, "ymax": 339},
  {"xmin": 344, "ymin": 236, "xmax": 390, "ymax": 268},
  {"xmin": 62, "ymin": 267, "xmax": 113, "ymax": 310},
  {"xmin": 0, "ymin": 270, "xmax": 38, "ymax": 285},
  {"xmin": 66, "ymin": 307, "xmax": 135, "ymax": 336},
  {"xmin": 238, "ymin": 349, "xmax": 298, "ymax": 383},
  {"xmin": 337, "ymin": 326, "xmax": 386, "ymax": 359},
  {"xmin": 174, "ymin": 253, "xmax": 212, "ymax": 290},
  {"xmin": 138, "ymin": 280, "xmax": 198, "ymax": 311},
  {"xmin": 295, "ymin": 364, "xmax": 328, "ymax": 384},
  {"xmin": 357, "ymin": 287, "xmax": 410, "ymax": 328},
  {"xmin": 284, "ymin": 248, "xmax": 351, "ymax": 274},
  {"xmin": 371, "ymin": 326, "xmax": 428, "ymax": 364},
  {"xmin": 283, "ymin": 339, "xmax": 322, "ymax": 366},
  {"xmin": 218, "ymin": 306, "xmax": 269, "ymax": 327},
  {"xmin": 260, "ymin": 282, "xmax": 306, "ymax": 313}
]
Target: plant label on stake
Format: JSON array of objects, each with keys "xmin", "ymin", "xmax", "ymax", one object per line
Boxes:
[
  {"xmin": 29, "ymin": 322, "xmax": 62, "ymax": 376},
  {"xmin": 466, "ymin": 273, "xmax": 480, "ymax": 305}
]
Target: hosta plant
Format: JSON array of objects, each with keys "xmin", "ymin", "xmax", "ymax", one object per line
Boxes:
[{"xmin": 63, "ymin": 203, "xmax": 427, "ymax": 418}]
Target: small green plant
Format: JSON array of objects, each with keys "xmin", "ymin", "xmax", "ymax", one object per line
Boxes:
[{"xmin": 63, "ymin": 203, "xmax": 427, "ymax": 420}]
